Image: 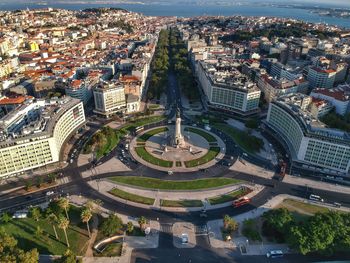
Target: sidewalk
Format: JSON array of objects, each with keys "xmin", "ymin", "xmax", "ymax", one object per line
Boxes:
[
  {"xmin": 80, "ymin": 157, "xmax": 131, "ymax": 178},
  {"xmin": 89, "ymin": 178, "xmax": 263, "ymax": 212}
]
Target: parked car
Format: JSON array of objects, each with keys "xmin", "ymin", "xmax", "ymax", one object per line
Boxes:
[{"xmin": 181, "ymin": 233, "xmax": 189, "ymax": 244}]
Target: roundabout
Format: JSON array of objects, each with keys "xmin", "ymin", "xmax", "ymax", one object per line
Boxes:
[{"xmin": 130, "ymin": 124, "xmax": 226, "ymax": 172}]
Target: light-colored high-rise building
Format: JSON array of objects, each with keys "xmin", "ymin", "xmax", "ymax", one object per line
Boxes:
[
  {"xmin": 307, "ymin": 66, "xmax": 336, "ymax": 90},
  {"xmin": 0, "ymin": 97, "xmax": 85, "ymax": 178},
  {"xmin": 93, "ymin": 82, "xmax": 126, "ymax": 118},
  {"xmin": 197, "ymin": 61, "xmax": 261, "ymax": 115},
  {"xmin": 266, "ymin": 94, "xmax": 350, "ymax": 174}
]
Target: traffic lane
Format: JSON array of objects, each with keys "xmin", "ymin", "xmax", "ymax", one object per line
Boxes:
[{"xmin": 131, "ymin": 248, "xmax": 330, "ymax": 263}]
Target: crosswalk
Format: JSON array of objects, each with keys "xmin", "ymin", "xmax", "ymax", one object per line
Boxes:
[
  {"xmin": 160, "ymin": 223, "xmax": 173, "ymax": 233},
  {"xmin": 159, "ymin": 223, "xmax": 208, "ymax": 235}
]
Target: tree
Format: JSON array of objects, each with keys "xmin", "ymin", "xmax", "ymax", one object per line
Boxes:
[
  {"xmin": 47, "ymin": 213, "xmax": 59, "ymax": 240},
  {"xmin": 58, "ymin": 216, "xmax": 70, "ymax": 247},
  {"xmin": 81, "ymin": 208, "xmax": 92, "ymax": 238},
  {"xmin": 127, "ymin": 221, "xmax": 134, "ymax": 234},
  {"xmin": 54, "ymin": 249, "xmax": 79, "ymax": 263},
  {"xmin": 58, "ymin": 197, "xmax": 70, "ymax": 220},
  {"xmin": 29, "ymin": 207, "xmax": 41, "ymax": 222},
  {"xmin": 227, "ymin": 218, "xmax": 239, "ymax": 233},
  {"xmin": 262, "ymin": 208, "xmax": 293, "ymax": 233},
  {"xmin": 100, "ymin": 214, "xmax": 123, "ymax": 237},
  {"xmin": 35, "ymin": 226, "xmax": 43, "ymax": 239},
  {"xmin": 36, "ymin": 177, "xmax": 44, "ymax": 188},
  {"xmin": 48, "ymin": 199, "xmax": 64, "ymax": 217},
  {"xmin": 0, "ymin": 231, "xmax": 39, "ymax": 263},
  {"xmin": 47, "ymin": 173, "xmax": 57, "ymax": 184},
  {"xmin": 223, "ymin": 214, "xmax": 231, "ymax": 230},
  {"xmin": 25, "ymin": 179, "xmax": 32, "ymax": 191},
  {"xmin": 1, "ymin": 212, "xmax": 12, "ymax": 223},
  {"xmin": 138, "ymin": 216, "xmax": 148, "ymax": 231}
]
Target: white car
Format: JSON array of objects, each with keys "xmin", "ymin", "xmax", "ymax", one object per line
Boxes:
[
  {"xmin": 46, "ymin": 191, "xmax": 54, "ymax": 196},
  {"xmin": 12, "ymin": 212, "xmax": 28, "ymax": 219},
  {"xmin": 181, "ymin": 233, "xmax": 189, "ymax": 244}
]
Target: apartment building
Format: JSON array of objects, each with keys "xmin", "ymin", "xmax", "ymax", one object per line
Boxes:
[
  {"xmin": 93, "ymin": 82, "xmax": 126, "ymax": 118},
  {"xmin": 266, "ymin": 94, "xmax": 350, "ymax": 174},
  {"xmin": 0, "ymin": 97, "xmax": 85, "ymax": 177},
  {"xmin": 197, "ymin": 61, "xmax": 261, "ymax": 115}
]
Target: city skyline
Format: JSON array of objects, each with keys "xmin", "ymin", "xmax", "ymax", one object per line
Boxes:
[{"xmin": 0, "ymin": 5, "xmax": 350, "ymax": 263}]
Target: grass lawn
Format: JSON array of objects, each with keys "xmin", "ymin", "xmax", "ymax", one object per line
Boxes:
[
  {"xmin": 96, "ymin": 132, "xmax": 119, "ymax": 159},
  {"xmin": 135, "ymin": 147, "xmax": 173, "ymax": 167},
  {"xmin": 109, "ymin": 188, "xmax": 155, "ymax": 205},
  {"xmin": 2, "ymin": 206, "xmax": 89, "ymax": 255},
  {"xmin": 176, "ymin": 161, "xmax": 182, "ymax": 167},
  {"xmin": 184, "ymin": 147, "xmax": 220, "ymax": 168},
  {"xmin": 121, "ymin": 116, "xmax": 166, "ymax": 134},
  {"xmin": 137, "ymin": 127, "xmax": 168, "ymax": 142},
  {"xmin": 110, "ymin": 176, "xmax": 241, "ymax": 190},
  {"xmin": 208, "ymin": 187, "xmax": 251, "ymax": 205},
  {"xmin": 213, "ymin": 123, "xmax": 263, "ymax": 154},
  {"xmin": 95, "ymin": 242, "xmax": 122, "ymax": 257},
  {"xmin": 160, "ymin": 199, "xmax": 203, "ymax": 207},
  {"xmin": 278, "ymin": 199, "xmax": 330, "ymax": 216},
  {"xmin": 184, "ymin": 127, "xmax": 217, "ymax": 142}
]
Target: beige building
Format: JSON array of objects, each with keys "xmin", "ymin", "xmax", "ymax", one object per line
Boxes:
[{"xmin": 93, "ymin": 82, "xmax": 126, "ymax": 118}]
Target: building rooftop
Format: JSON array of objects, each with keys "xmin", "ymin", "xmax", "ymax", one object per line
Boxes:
[
  {"xmin": 0, "ymin": 96, "xmax": 82, "ymax": 148},
  {"xmin": 275, "ymin": 93, "xmax": 350, "ymax": 144},
  {"xmin": 312, "ymin": 84, "xmax": 350, "ymax": 102},
  {"xmin": 199, "ymin": 60, "xmax": 259, "ymax": 92}
]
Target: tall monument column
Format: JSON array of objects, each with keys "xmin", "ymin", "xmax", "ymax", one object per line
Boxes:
[{"xmin": 174, "ymin": 108, "xmax": 185, "ymax": 148}]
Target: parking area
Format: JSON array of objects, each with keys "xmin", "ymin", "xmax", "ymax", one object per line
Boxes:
[{"xmin": 172, "ymin": 222, "xmax": 196, "ymax": 248}]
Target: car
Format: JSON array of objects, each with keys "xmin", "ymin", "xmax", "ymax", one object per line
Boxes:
[
  {"xmin": 12, "ymin": 212, "xmax": 28, "ymax": 219},
  {"xmin": 70, "ymin": 159, "xmax": 73, "ymax": 163},
  {"xmin": 181, "ymin": 233, "xmax": 189, "ymax": 244},
  {"xmin": 46, "ymin": 191, "xmax": 54, "ymax": 196},
  {"xmin": 334, "ymin": 202, "xmax": 341, "ymax": 208},
  {"xmin": 199, "ymin": 212, "xmax": 207, "ymax": 218},
  {"xmin": 266, "ymin": 250, "xmax": 283, "ymax": 258},
  {"xmin": 233, "ymin": 197, "xmax": 251, "ymax": 208},
  {"xmin": 309, "ymin": 194, "xmax": 324, "ymax": 202},
  {"xmin": 25, "ymin": 195, "xmax": 32, "ymax": 200}
]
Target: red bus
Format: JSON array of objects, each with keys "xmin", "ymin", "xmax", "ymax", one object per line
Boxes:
[{"xmin": 233, "ymin": 197, "xmax": 251, "ymax": 208}]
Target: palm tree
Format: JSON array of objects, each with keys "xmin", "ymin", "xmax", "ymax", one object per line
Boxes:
[
  {"xmin": 81, "ymin": 208, "xmax": 92, "ymax": 237},
  {"xmin": 223, "ymin": 214, "xmax": 231, "ymax": 230},
  {"xmin": 58, "ymin": 216, "xmax": 70, "ymax": 247},
  {"xmin": 138, "ymin": 216, "xmax": 147, "ymax": 231},
  {"xmin": 47, "ymin": 213, "xmax": 59, "ymax": 240},
  {"xmin": 58, "ymin": 197, "xmax": 70, "ymax": 220},
  {"xmin": 29, "ymin": 207, "xmax": 41, "ymax": 222}
]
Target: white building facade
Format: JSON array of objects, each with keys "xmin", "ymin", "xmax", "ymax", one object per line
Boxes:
[{"xmin": 0, "ymin": 97, "xmax": 85, "ymax": 177}]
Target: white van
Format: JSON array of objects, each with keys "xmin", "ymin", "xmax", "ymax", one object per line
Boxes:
[
  {"xmin": 309, "ymin": 194, "xmax": 324, "ymax": 202},
  {"xmin": 266, "ymin": 250, "xmax": 283, "ymax": 258}
]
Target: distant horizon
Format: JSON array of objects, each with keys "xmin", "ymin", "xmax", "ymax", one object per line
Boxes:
[
  {"xmin": 1, "ymin": 0, "xmax": 350, "ymax": 28},
  {"xmin": 1, "ymin": 0, "xmax": 350, "ymax": 8}
]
